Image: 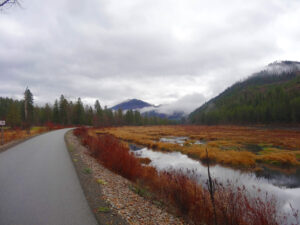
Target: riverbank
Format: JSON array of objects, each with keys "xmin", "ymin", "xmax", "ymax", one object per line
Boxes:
[{"xmin": 65, "ymin": 130, "xmax": 185, "ymax": 225}]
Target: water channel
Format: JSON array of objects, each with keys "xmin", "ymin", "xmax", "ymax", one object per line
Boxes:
[{"xmin": 130, "ymin": 143, "xmax": 300, "ymax": 223}]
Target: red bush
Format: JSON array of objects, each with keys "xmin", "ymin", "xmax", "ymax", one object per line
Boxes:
[{"xmin": 73, "ymin": 126, "xmax": 88, "ymax": 137}]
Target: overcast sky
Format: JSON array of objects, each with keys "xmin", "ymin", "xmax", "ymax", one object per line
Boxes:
[{"xmin": 1, "ymin": 0, "xmax": 300, "ymax": 113}]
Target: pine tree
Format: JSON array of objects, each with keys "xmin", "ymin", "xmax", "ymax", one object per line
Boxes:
[
  {"xmin": 59, "ymin": 95, "xmax": 68, "ymax": 125},
  {"xmin": 134, "ymin": 110, "xmax": 141, "ymax": 125},
  {"xmin": 24, "ymin": 88, "xmax": 34, "ymax": 132},
  {"xmin": 94, "ymin": 100, "xmax": 103, "ymax": 126},
  {"xmin": 73, "ymin": 98, "xmax": 85, "ymax": 125},
  {"xmin": 117, "ymin": 108, "xmax": 123, "ymax": 125},
  {"xmin": 7, "ymin": 101, "xmax": 21, "ymax": 128},
  {"xmin": 41, "ymin": 103, "xmax": 52, "ymax": 124},
  {"xmin": 53, "ymin": 100, "xmax": 60, "ymax": 124},
  {"xmin": 85, "ymin": 106, "xmax": 94, "ymax": 125}
]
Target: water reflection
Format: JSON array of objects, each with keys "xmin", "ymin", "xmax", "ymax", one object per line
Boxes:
[
  {"xmin": 131, "ymin": 146, "xmax": 300, "ymax": 222},
  {"xmin": 159, "ymin": 136, "xmax": 205, "ymax": 145}
]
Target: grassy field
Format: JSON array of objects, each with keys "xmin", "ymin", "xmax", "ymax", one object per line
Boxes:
[{"xmin": 90, "ymin": 125, "xmax": 300, "ymax": 172}]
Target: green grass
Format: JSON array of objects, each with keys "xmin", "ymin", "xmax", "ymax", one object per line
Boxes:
[
  {"xmin": 257, "ymin": 145, "xmax": 280, "ymax": 155},
  {"xmin": 83, "ymin": 168, "xmax": 92, "ymax": 174},
  {"xmin": 153, "ymin": 200, "xmax": 164, "ymax": 208},
  {"xmin": 220, "ymin": 145, "xmax": 240, "ymax": 151},
  {"xmin": 257, "ymin": 159, "xmax": 282, "ymax": 166},
  {"xmin": 97, "ymin": 206, "xmax": 110, "ymax": 213},
  {"xmin": 96, "ymin": 179, "xmax": 107, "ymax": 185},
  {"xmin": 129, "ymin": 185, "xmax": 151, "ymax": 198},
  {"xmin": 243, "ymin": 143, "xmax": 263, "ymax": 153},
  {"xmin": 66, "ymin": 142, "xmax": 74, "ymax": 152},
  {"xmin": 30, "ymin": 126, "xmax": 44, "ymax": 131}
]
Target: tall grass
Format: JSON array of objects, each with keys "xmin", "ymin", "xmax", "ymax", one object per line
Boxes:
[{"xmin": 74, "ymin": 127, "xmax": 298, "ymax": 225}]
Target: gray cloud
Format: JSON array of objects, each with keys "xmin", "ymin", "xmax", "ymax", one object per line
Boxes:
[
  {"xmin": 141, "ymin": 93, "xmax": 206, "ymax": 115},
  {"xmin": 1, "ymin": 0, "xmax": 300, "ymax": 112}
]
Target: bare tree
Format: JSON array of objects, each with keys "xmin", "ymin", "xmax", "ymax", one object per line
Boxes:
[{"xmin": 0, "ymin": 0, "xmax": 19, "ymax": 9}]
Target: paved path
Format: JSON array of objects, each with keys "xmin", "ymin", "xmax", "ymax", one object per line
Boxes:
[{"xmin": 0, "ymin": 129, "xmax": 98, "ymax": 225}]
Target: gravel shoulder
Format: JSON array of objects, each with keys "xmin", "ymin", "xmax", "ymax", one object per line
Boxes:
[
  {"xmin": 65, "ymin": 131, "xmax": 129, "ymax": 225},
  {"xmin": 65, "ymin": 130, "xmax": 186, "ymax": 225}
]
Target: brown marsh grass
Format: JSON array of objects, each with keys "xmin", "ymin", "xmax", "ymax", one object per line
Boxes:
[{"xmin": 90, "ymin": 125, "xmax": 300, "ymax": 171}]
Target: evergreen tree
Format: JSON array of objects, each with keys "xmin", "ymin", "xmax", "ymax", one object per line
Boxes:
[
  {"xmin": 125, "ymin": 110, "xmax": 134, "ymax": 125},
  {"xmin": 67, "ymin": 101, "xmax": 74, "ymax": 125},
  {"xmin": 41, "ymin": 103, "xmax": 52, "ymax": 124},
  {"xmin": 134, "ymin": 110, "xmax": 142, "ymax": 125},
  {"xmin": 59, "ymin": 95, "xmax": 68, "ymax": 125},
  {"xmin": 53, "ymin": 100, "xmax": 60, "ymax": 124},
  {"xmin": 33, "ymin": 106, "xmax": 42, "ymax": 125},
  {"xmin": 24, "ymin": 88, "xmax": 34, "ymax": 131},
  {"xmin": 85, "ymin": 106, "xmax": 94, "ymax": 125},
  {"xmin": 6, "ymin": 101, "xmax": 21, "ymax": 128},
  {"xmin": 73, "ymin": 98, "xmax": 85, "ymax": 125},
  {"xmin": 94, "ymin": 100, "xmax": 103, "ymax": 126},
  {"xmin": 106, "ymin": 108, "xmax": 114, "ymax": 125}
]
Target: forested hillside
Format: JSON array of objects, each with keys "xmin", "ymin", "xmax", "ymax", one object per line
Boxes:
[{"xmin": 189, "ymin": 61, "xmax": 300, "ymax": 124}]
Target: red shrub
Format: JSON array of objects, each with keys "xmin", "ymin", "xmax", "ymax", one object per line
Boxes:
[
  {"xmin": 45, "ymin": 122, "xmax": 55, "ymax": 130},
  {"xmin": 82, "ymin": 133, "xmax": 142, "ymax": 181},
  {"xmin": 73, "ymin": 127, "xmax": 88, "ymax": 137}
]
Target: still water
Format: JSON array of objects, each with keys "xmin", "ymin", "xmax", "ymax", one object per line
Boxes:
[{"xmin": 131, "ymin": 145, "xmax": 300, "ymax": 223}]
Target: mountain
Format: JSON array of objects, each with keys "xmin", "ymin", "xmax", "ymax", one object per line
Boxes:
[
  {"xmin": 144, "ymin": 109, "xmax": 185, "ymax": 121},
  {"xmin": 111, "ymin": 99, "xmax": 185, "ymax": 120},
  {"xmin": 189, "ymin": 61, "xmax": 300, "ymax": 124},
  {"xmin": 111, "ymin": 99, "xmax": 153, "ymax": 111}
]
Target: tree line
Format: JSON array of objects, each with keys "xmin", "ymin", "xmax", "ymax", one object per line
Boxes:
[{"xmin": 0, "ymin": 88, "xmax": 175, "ymax": 128}]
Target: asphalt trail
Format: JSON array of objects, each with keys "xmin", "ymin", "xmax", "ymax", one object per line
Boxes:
[{"xmin": 0, "ymin": 129, "xmax": 98, "ymax": 225}]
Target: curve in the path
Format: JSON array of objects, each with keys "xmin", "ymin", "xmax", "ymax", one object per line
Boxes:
[{"xmin": 0, "ymin": 129, "xmax": 98, "ymax": 225}]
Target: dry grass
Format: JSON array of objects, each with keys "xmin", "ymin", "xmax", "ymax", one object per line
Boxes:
[
  {"xmin": 90, "ymin": 125, "xmax": 300, "ymax": 171},
  {"xmin": 139, "ymin": 157, "xmax": 152, "ymax": 165},
  {"xmin": 1, "ymin": 123, "xmax": 66, "ymax": 145},
  {"xmin": 1, "ymin": 127, "xmax": 47, "ymax": 144}
]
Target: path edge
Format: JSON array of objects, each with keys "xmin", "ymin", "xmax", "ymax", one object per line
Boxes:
[{"xmin": 64, "ymin": 130, "xmax": 128, "ymax": 225}]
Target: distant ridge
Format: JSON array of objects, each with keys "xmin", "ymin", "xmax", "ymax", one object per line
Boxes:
[
  {"xmin": 111, "ymin": 99, "xmax": 185, "ymax": 120},
  {"xmin": 189, "ymin": 60, "xmax": 300, "ymax": 124},
  {"xmin": 111, "ymin": 99, "xmax": 153, "ymax": 111}
]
